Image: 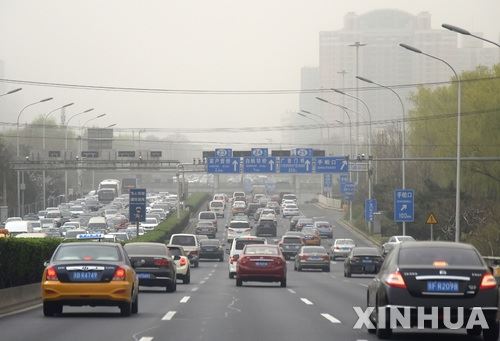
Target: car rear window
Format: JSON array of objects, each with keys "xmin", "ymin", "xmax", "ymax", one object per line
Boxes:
[
  {"xmin": 236, "ymin": 239, "xmax": 265, "ymax": 250},
  {"xmin": 283, "ymin": 237, "xmax": 302, "ymax": 244},
  {"xmin": 124, "ymin": 244, "xmax": 167, "ymax": 256},
  {"xmin": 171, "ymin": 235, "xmax": 196, "ymax": 246},
  {"xmin": 244, "ymin": 246, "xmax": 278, "ymax": 255},
  {"xmin": 211, "ymin": 201, "xmax": 223, "ymax": 207},
  {"xmin": 199, "ymin": 212, "xmax": 215, "ymax": 220},
  {"xmin": 167, "ymin": 247, "xmax": 183, "ymax": 256},
  {"xmin": 230, "ymin": 222, "xmax": 250, "ymax": 229},
  {"xmin": 54, "ymin": 245, "xmax": 121, "ymax": 261},
  {"xmin": 398, "ymin": 247, "xmax": 483, "ymax": 267}
]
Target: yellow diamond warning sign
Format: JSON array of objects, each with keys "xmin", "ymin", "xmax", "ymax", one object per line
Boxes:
[{"xmin": 426, "ymin": 213, "xmax": 438, "ymax": 225}]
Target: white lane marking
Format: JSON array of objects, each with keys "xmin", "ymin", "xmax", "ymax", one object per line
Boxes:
[
  {"xmin": 139, "ymin": 338, "xmax": 154, "ymax": 341},
  {"xmin": 343, "ymin": 279, "xmax": 350, "ymax": 283},
  {"xmin": 208, "ymin": 273, "xmax": 213, "ymax": 277},
  {"xmin": 213, "ymin": 264, "xmax": 218, "ymax": 268},
  {"xmin": 0, "ymin": 303, "xmax": 42, "ymax": 319},
  {"xmin": 180, "ymin": 296, "xmax": 190, "ymax": 303},
  {"xmin": 191, "ymin": 287, "xmax": 199, "ymax": 292},
  {"xmin": 321, "ymin": 313, "xmax": 341, "ymax": 324},
  {"xmin": 162, "ymin": 311, "xmax": 177, "ymax": 320},
  {"xmin": 300, "ymin": 298, "xmax": 314, "ymax": 305},
  {"xmin": 288, "ymin": 289, "xmax": 296, "ymax": 294},
  {"xmin": 203, "ymin": 277, "xmax": 209, "ymax": 281},
  {"xmin": 330, "ymin": 275, "xmax": 336, "ymax": 279},
  {"xmin": 200, "ymin": 280, "xmax": 206, "ymax": 284},
  {"xmin": 330, "ymin": 261, "xmax": 337, "ymax": 265},
  {"xmin": 358, "ymin": 283, "xmax": 369, "ymax": 288}
]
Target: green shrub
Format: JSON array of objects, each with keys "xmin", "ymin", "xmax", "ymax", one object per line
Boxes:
[
  {"xmin": 184, "ymin": 192, "xmax": 210, "ymax": 213},
  {"xmin": 0, "ymin": 238, "xmax": 61, "ymax": 289}
]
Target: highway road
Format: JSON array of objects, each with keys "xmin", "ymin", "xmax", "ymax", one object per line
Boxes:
[{"xmin": 0, "ymin": 204, "xmax": 472, "ymax": 341}]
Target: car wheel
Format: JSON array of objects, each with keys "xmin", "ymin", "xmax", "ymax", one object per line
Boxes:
[
  {"xmin": 297, "ymin": 265, "xmax": 302, "ymax": 272},
  {"xmin": 346, "ymin": 269, "xmax": 351, "ymax": 277},
  {"xmin": 43, "ymin": 301, "xmax": 60, "ymax": 317},
  {"xmin": 236, "ymin": 278, "xmax": 243, "ymax": 287},
  {"xmin": 229, "ymin": 272, "xmax": 235, "ymax": 279},
  {"xmin": 166, "ymin": 278, "xmax": 177, "ymax": 292},
  {"xmin": 194, "ymin": 261, "xmax": 199, "ymax": 268},
  {"xmin": 483, "ymin": 321, "xmax": 499, "ymax": 341},
  {"xmin": 119, "ymin": 301, "xmax": 132, "ymax": 317},
  {"xmin": 280, "ymin": 278, "xmax": 287, "ymax": 287},
  {"xmin": 183, "ymin": 270, "xmax": 190, "ymax": 284},
  {"xmin": 324, "ymin": 266, "xmax": 330, "ymax": 273},
  {"xmin": 375, "ymin": 300, "xmax": 392, "ymax": 339},
  {"xmin": 131, "ymin": 293, "xmax": 138, "ymax": 314},
  {"xmin": 219, "ymin": 257, "xmax": 224, "ymax": 262}
]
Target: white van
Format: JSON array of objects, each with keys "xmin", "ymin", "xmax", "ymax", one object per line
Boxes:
[
  {"xmin": 87, "ymin": 217, "xmax": 108, "ymax": 232},
  {"xmin": 209, "ymin": 200, "xmax": 225, "ymax": 218},
  {"xmin": 198, "ymin": 211, "xmax": 217, "ymax": 229},
  {"xmin": 5, "ymin": 221, "xmax": 33, "ymax": 236}
]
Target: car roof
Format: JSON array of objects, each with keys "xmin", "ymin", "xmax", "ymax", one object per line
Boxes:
[
  {"xmin": 125, "ymin": 242, "xmax": 165, "ymax": 247},
  {"xmin": 399, "ymin": 241, "xmax": 475, "ymax": 250}
]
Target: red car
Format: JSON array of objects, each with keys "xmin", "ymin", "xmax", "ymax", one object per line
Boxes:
[{"xmin": 236, "ymin": 244, "xmax": 287, "ymax": 287}]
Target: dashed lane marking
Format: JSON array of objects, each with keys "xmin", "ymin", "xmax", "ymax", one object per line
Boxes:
[
  {"xmin": 288, "ymin": 289, "xmax": 296, "ymax": 294},
  {"xmin": 330, "ymin": 275, "xmax": 336, "ymax": 279},
  {"xmin": 330, "ymin": 261, "xmax": 337, "ymax": 265},
  {"xmin": 162, "ymin": 311, "xmax": 177, "ymax": 320},
  {"xmin": 321, "ymin": 313, "xmax": 341, "ymax": 324},
  {"xmin": 180, "ymin": 296, "xmax": 190, "ymax": 303},
  {"xmin": 358, "ymin": 283, "xmax": 368, "ymax": 288},
  {"xmin": 300, "ymin": 298, "xmax": 314, "ymax": 305},
  {"xmin": 200, "ymin": 280, "xmax": 206, "ymax": 284},
  {"xmin": 139, "ymin": 338, "xmax": 154, "ymax": 341},
  {"xmin": 191, "ymin": 287, "xmax": 199, "ymax": 292}
]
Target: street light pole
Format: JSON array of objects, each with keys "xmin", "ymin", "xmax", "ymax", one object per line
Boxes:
[
  {"xmin": 442, "ymin": 24, "xmax": 500, "ymax": 48},
  {"xmin": 0, "ymin": 88, "xmax": 22, "ymax": 98},
  {"xmin": 357, "ymin": 75, "xmax": 407, "ymax": 235},
  {"xmin": 64, "ymin": 108, "xmax": 94, "ymax": 199},
  {"xmin": 300, "ymin": 109, "xmax": 331, "ymax": 146},
  {"xmin": 337, "ymin": 70, "xmax": 348, "ymax": 154},
  {"xmin": 16, "ymin": 97, "xmax": 53, "ymax": 216},
  {"xmin": 348, "ymin": 42, "xmax": 367, "ymax": 163},
  {"xmin": 296, "ymin": 113, "xmax": 325, "ymax": 142},
  {"xmin": 400, "ymin": 43, "xmax": 462, "ymax": 242}
]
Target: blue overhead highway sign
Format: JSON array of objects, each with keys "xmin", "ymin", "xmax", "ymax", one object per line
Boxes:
[
  {"xmin": 365, "ymin": 199, "xmax": 377, "ymax": 222},
  {"xmin": 129, "ymin": 188, "xmax": 146, "ymax": 223},
  {"xmin": 394, "ymin": 189, "xmax": 414, "ymax": 222},
  {"xmin": 207, "ymin": 157, "xmax": 241, "ymax": 173},
  {"xmin": 243, "ymin": 156, "xmax": 276, "ymax": 173},
  {"xmin": 279, "ymin": 157, "xmax": 313, "ymax": 173},
  {"xmin": 215, "ymin": 148, "xmax": 233, "ymax": 157},
  {"xmin": 251, "ymin": 148, "xmax": 269, "ymax": 157},
  {"xmin": 315, "ymin": 156, "xmax": 349, "ymax": 173}
]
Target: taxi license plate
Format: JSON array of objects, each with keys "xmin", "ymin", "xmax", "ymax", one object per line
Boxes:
[
  {"xmin": 71, "ymin": 271, "xmax": 99, "ymax": 281},
  {"xmin": 426, "ymin": 281, "xmax": 459, "ymax": 293},
  {"xmin": 137, "ymin": 273, "xmax": 151, "ymax": 279}
]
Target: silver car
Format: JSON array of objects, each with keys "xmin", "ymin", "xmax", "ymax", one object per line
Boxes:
[{"xmin": 330, "ymin": 238, "xmax": 355, "ymax": 260}]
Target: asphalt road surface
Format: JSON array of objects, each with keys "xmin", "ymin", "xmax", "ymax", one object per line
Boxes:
[{"xmin": 0, "ymin": 204, "xmax": 475, "ymax": 341}]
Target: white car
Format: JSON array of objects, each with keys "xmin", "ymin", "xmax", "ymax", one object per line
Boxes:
[
  {"xmin": 169, "ymin": 234, "xmax": 200, "ymax": 268},
  {"xmin": 209, "ymin": 200, "xmax": 225, "ymax": 217},
  {"xmin": 226, "ymin": 220, "xmax": 252, "ymax": 243},
  {"xmin": 166, "ymin": 244, "xmax": 191, "ymax": 284},
  {"xmin": 282, "ymin": 204, "xmax": 300, "ymax": 218},
  {"xmin": 140, "ymin": 217, "xmax": 159, "ymax": 231},
  {"xmin": 198, "ymin": 211, "xmax": 218, "ymax": 229},
  {"xmin": 330, "ymin": 238, "xmax": 356, "ymax": 260},
  {"xmin": 69, "ymin": 205, "xmax": 85, "ymax": 216},
  {"xmin": 381, "ymin": 235, "xmax": 416, "ymax": 255},
  {"xmin": 104, "ymin": 209, "xmax": 118, "ymax": 221},
  {"xmin": 228, "ymin": 236, "xmax": 267, "ymax": 279},
  {"xmin": 62, "ymin": 221, "xmax": 81, "ymax": 230}
]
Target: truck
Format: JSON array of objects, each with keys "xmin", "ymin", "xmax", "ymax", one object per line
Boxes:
[{"xmin": 98, "ymin": 179, "xmax": 121, "ymax": 196}]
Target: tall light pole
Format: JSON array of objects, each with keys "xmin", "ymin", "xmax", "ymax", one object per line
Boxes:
[
  {"xmin": 337, "ymin": 70, "xmax": 348, "ymax": 154},
  {"xmin": 41, "ymin": 102, "xmax": 74, "ymax": 210},
  {"xmin": 400, "ymin": 43, "xmax": 462, "ymax": 243},
  {"xmin": 106, "ymin": 124, "xmax": 117, "ymax": 128},
  {"xmin": 16, "ymin": 97, "xmax": 53, "ymax": 216},
  {"xmin": 296, "ymin": 113, "xmax": 325, "ymax": 142},
  {"xmin": 316, "ymin": 97, "xmax": 354, "ymax": 222},
  {"xmin": 357, "ymin": 75, "xmax": 407, "ymax": 235},
  {"xmin": 348, "ymin": 42, "xmax": 367, "ymax": 159},
  {"xmin": 442, "ymin": 24, "xmax": 500, "ymax": 48},
  {"xmin": 0, "ymin": 88, "xmax": 22, "ymax": 98},
  {"xmin": 80, "ymin": 114, "xmax": 106, "ymax": 154},
  {"xmin": 300, "ymin": 109, "xmax": 331, "ymax": 146},
  {"xmin": 64, "ymin": 108, "xmax": 94, "ymax": 199}
]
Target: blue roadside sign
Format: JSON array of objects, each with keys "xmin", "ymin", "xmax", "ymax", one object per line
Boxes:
[
  {"xmin": 323, "ymin": 174, "xmax": 333, "ymax": 190},
  {"xmin": 129, "ymin": 188, "xmax": 146, "ymax": 223},
  {"xmin": 339, "ymin": 174, "xmax": 348, "ymax": 187},
  {"xmin": 207, "ymin": 157, "xmax": 241, "ymax": 173},
  {"xmin": 215, "ymin": 148, "xmax": 233, "ymax": 157},
  {"xmin": 365, "ymin": 199, "xmax": 377, "ymax": 222},
  {"xmin": 243, "ymin": 156, "xmax": 276, "ymax": 173},
  {"xmin": 279, "ymin": 157, "xmax": 313, "ymax": 173},
  {"xmin": 251, "ymin": 148, "xmax": 269, "ymax": 157},
  {"xmin": 394, "ymin": 189, "xmax": 414, "ymax": 222},
  {"xmin": 342, "ymin": 181, "xmax": 355, "ymax": 200},
  {"xmin": 315, "ymin": 156, "xmax": 349, "ymax": 173}
]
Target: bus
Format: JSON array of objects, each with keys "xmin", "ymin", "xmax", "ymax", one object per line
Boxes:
[
  {"xmin": 97, "ymin": 188, "xmax": 116, "ymax": 204},
  {"xmin": 121, "ymin": 178, "xmax": 137, "ymax": 194}
]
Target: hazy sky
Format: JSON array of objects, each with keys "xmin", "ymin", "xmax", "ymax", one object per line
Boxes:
[{"xmin": 0, "ymin": 0, "xmax": 499, "ymax": 144}]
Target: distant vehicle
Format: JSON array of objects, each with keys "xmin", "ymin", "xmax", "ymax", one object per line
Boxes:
[
  {"xmin": 296, "ymin": 218, "xmax": 314, "ymax": 231},
  {"xmin": 255, "ymin": 217, "xmax": 277, "ymax": 237},
  {"xmin": 294, "ymin": 246, "xmax": 330, "ymax": 272},
  {"xmin": 232, "ymin": 192, "xmax": 246, "ymax": 202},
  {"xmin": 266, "ymin": 201, "xmax": 280, "ymax": 215},
  {"xmin": 209, "ymin": 200, "xmax": 225, "ymax": 217},
  {"xmin": 5, "ymin": 221, "xmax": 33, "ymax": 236},
  {"xmin": 97, "ymin": 188, "xmax": 117, "ymax": 204},
  {"xmin": 62, "ymin": 222, "xmax": 81, "ymax": 230},
  {"xmin": 330, "ymin": 238, "xmax": 356, "ymax": 260},
  {"xmin": 198, "ymin": 211, "xmax": 217, "ymax": 229},
  {"xmin": 23, "ymin": 213, "xmax": 39, "ymax": 221},
  {"xmin": 121, "ymin": 178, "xmax": 137, "ymax": 194},
  {"xmin": 40, "ymin": 218, "xmax": 55, "ymax": 229},
  {"xmin": 166, "ymin": 245, "xmax": 191, "ymax": 284},
  {"xmin": 64, "ymin": 229, "xmax": 88, "ymax": 240},
  {"xmin": 245, "ymin": 202, "xmax": 260, "ymax": 217},
  {"xmin": 98, "ymin": 179, "xmax": 121, "ymax": 196},
  {"xmin": 282, "ymin": 204, "xmax": 300, "ymax": 218},
  {"xmin": 236, "ymin": 244, "xmax": 287, "ymax": 287},
  {"xmin": 314, "ymin": 221, "xmax": 333, "ymax": 239},
  {"xmin": 38, "ymin": 210, "xmax": 47, "ymax": 219},
  {"xmin": 199, "ymin": 239, "xmax": 224, "ymax": 261},
  {"xmin": 382, "ymin": 235, "xmax": 416, "ymax": 256},
  {"xmin": 344, "ymin": 247, "xmax": 383, "ymax": 277},
  {"xmin": 87, "ymin": 217, "xmax": 108, "ymax": 232},
  {"xmin": 140, "ymin": 217, "xmax": 159, "ymax": 232},
  {"xmin": 278, "ymin": 235, "xmax": 304, "ymax": 260},
  {"xmin": 226, "ymin": 220, "xmax": 252, "ymax": 243},
  {"xmin": 45, "ymin": 210, "xmax": 62, "ymax": 227},
  {"xmin": 228, "ymin": 236, "xmax": 267, "ymax": 279},
  {"xmin": 301, "ymin": 227, "xmax": 321, "ymax": 246},
  {"xmin": 69, "ymin": 205, "xmax": 85, "ymax": 217},
  {"xmin": 231, "ymin": 201, "xmax": 246, "ymax": 215},
  {"xmin": 108, "ymin": 232, "xmax": 130, "ymax": 242},
  {"xmin": 169, "ymin": 234, "xmax": 200, "ymax": 268},
  {"xmin": 195, "ymin": 221, "xmax": 217, "ymax": 239},
  {"xmin": 281, "ymin": 193, "xmax": 297, "ymax": 202}
]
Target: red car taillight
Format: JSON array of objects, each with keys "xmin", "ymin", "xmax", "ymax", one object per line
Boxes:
[
  {"xmin": 113, "ymin": 266, "xmax": 126, "ymax": 281},
  {"xmin": 46, "ymin": 266, "xmax": 58, "ymax": 281},
  {"xmin": 179, "ymin": 257, "xmax": 188, "ymax": 266},
  {"xmin": 154, "ymin": 258, "xmax": 170, "ymax": 267},
  {"xmin": 480, "ymin": 273, "xmax": 497, "ymax": 290},
  {"xmin": 384, "ymin": 271, "xmax": 406, "ymax": 289}
]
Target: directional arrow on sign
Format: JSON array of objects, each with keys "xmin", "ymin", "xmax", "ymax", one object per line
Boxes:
[
  {"xmin": 269, "ymin": 159, "xmax": 275, "ymax": 171},
  {"xmin": 305, "ymin": 159, "xmax": 311, "ymax": 171},
  {"xmin": 232, "ymin": 160, "xmax": 239, "ymax": 172},
  {"xmin": 341, "ymin": 160, "xmax": 348, "ymax": 171},
  {"xmin": 401, "ymin": 204, "xmax": 407, "ymax": 212}
]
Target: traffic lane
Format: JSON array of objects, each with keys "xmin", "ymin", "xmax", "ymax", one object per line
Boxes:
[
  {"xmin": 145, "ymin": 261, "xmax": 338, "ymax": 341},
  {"xmin": 0, "ymin": 262, "xmax": 218, "ymax": 341}
]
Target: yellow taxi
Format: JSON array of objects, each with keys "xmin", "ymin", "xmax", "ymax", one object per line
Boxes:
[
  {"xmin": 41, "ymin": 239, "xmax": 139, "ymax": 317},
  {"xmin": 301, "ymin": 227, "xmax": 322, "ymax": 246}
]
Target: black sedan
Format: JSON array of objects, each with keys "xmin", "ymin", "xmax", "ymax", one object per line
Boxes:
[
  {"xmin": 367, "ymin": 241, "xmax": 499, "ymax": 340},
  {"xmin": 199, "ymin": 239, "xmax": 224, "ymax": 261},
  {"xmin": 344, "ymin": 247, "xmax": 383, "ymax": 277},
  {"xmin": 124, "ymin": 243, "xmax": 177, "ymax": 292}
]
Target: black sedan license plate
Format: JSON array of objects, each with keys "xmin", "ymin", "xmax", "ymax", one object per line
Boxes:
[
  {"xmin": 426, "ymin": 281, "xmax": 459, "ymax": 293},
  {"xmin": 71, "ymin": 271, "xmax": 99, "ymax": 281}
]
